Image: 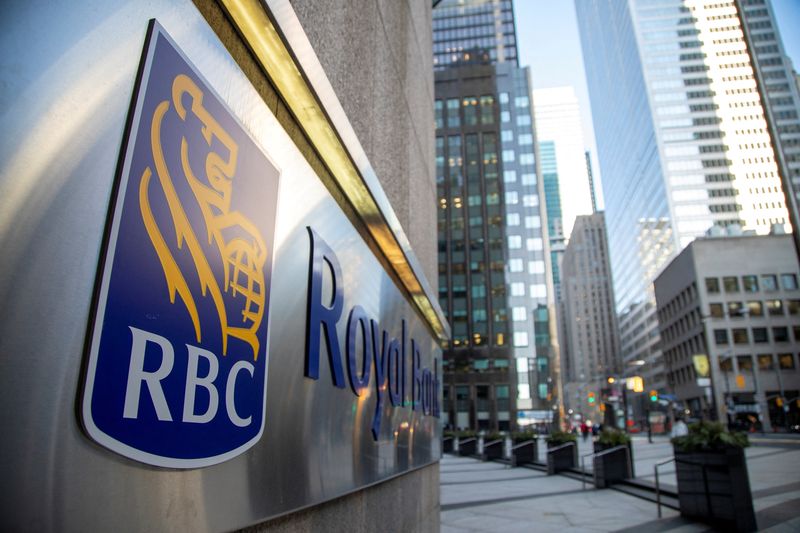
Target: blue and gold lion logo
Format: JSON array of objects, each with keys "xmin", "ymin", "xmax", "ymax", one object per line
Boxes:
[
  {"xmin": 81, "ymin": 23, "xmax": 278, "ymax": 468},
  {"xmin": 139, "ymin": 73, "xmax": 267, "ymax": 362}
]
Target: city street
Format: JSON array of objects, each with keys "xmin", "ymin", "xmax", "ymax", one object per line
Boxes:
[{"xmin": 442, "ymin": 434, "xmax": 800, "ymax": 531}]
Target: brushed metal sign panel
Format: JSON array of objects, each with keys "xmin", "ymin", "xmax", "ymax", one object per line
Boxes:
[{"xmin": 0, "ymin": 2, "xmax": 441, "ymax": 531}]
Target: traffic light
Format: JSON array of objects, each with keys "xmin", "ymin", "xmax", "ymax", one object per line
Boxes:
[
  {"xmin": 588, "ymin": 392, "xmax": 596, "ymax": 404},
  {"xmin": 649, "ymin": 390, "xmax": 658, "ymax": 402}
]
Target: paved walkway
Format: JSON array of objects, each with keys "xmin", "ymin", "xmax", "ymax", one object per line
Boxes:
[
  {"xmin": 441, "ymin": 434, "xmax": 800, "ymax": 532},
  {"xmin": 440, "ymin": 455, "xmax": 698, "ymax": 532}
]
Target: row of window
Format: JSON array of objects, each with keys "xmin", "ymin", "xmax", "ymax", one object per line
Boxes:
[
  {"xmin": 708, "ymin": 299, "xmax": 800, "ymax": 318},
  {"xmin": 706, "ymin": 273, "xmax": 798, "ymax": 294},
  {"xmin": 714, "ymin": 325, "xmax": 800, "ymax": 345},
  {"xmin": 720, "ymin": 352, "xmax": 795, "ymax": 372}
]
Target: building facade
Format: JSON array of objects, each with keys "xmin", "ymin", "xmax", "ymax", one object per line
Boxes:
[
  {"xmin": 576, "ymin": 0, "xmax": 800, "ymax": 404},
  {"xmin": 560, "ymin": 213, "xmax": 622, "ymax": 424},
  {"xmin": 654, "ymin": 231, "xmax": 800, "ymax": 431},
  {"xmin": 434, "ymin": 0, "xmax": 558, "ymax": 431}
]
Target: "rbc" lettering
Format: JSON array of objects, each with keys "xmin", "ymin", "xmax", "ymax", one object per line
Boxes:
[{"xmin": 122, "ymin": 327, "xmax": 254, "ymax": 426}]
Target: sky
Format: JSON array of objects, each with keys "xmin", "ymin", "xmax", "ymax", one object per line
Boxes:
[{"xmin": 515, "ymin": 0, "xmax": 800, "ymax": 211}]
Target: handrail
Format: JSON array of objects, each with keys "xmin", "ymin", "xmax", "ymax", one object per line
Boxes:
[
  {"xmin": 581, "ymin": 451, "xmax": 595, "ymax": 490},
  {"xmin": 654, "ymin": 457, "xmax": 675, "ymax": 518},
  {"xmin": 511, "ymin": 439, "xmax": 535, "ymax": 450},
  {"xmin": 483, "ymin": 439, "xmax": 503, "ymax": 448},
  {"xmin": 546, "ymin": 441, "xmax": 576, "ymax": 453},
  {"xmin": 580, "ymin": 445, "xmax": 631, "ymax": 490}
]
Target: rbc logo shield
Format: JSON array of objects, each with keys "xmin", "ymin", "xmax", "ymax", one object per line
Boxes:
[{"xmin": 81, "ymin": 22, "xmax": 279, "ymax": 468}]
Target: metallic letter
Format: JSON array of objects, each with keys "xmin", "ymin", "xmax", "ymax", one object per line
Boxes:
[
  {"xmin": 183, "ymin": 345, "xmax": 220, "ymax": 423},
  {"xmin": 346, "ymin": 305, "xmax": 371, "ymax": 396},
  {"xmin": 123, "ymin": 327, "xmax": 175, "ymax": 421},
  {"xmin": 305, "ymin": 227, "xmax": 345, "ymax": 388},
  {"xmin": 226, "ymin": 360, "xmax": 255, "ymax": 427}
]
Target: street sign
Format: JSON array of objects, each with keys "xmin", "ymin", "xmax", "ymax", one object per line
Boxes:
[
  {"xmin": 696, "ymin": 377, "xmax": 711, "ymax": 387},
  {"xmin": 692, "ymin": 354, "xmax": 710, "ymax": 378}
]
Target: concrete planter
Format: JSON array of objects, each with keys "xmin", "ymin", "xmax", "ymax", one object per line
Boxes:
[
  {"xmin": 481, "ymin": 439, "xmax": 504, "ymax": 461},
  {"xmin": 457, "ymin": 437, "xmax": 477, "ymax": 457},
  {"xmin": 673, "ymin": 446, "xmax": 756, "ymax": 532},
  {"xmin": 510, "ymin": 439, "xmax": 537, "ymax": 466},
  {"xmin": 442, "ymin": 436, "xmax": 454, "ymax": 454},
  {"xmin": 546, "ymin": 442, "xmax": 576, "ymax": 475},
  {"xmin": 592, "ymin": 442, "xmax": 633, "ymax": 488}
]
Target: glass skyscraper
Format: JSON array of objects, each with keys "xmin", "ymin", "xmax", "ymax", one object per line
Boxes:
[
  {"xmin": 434, "ymin": 0, "xmax": 557, "ymax": 430},
  {"xmin": 576, "ymin": 0, "xmax": 800, "ymax": 395}
]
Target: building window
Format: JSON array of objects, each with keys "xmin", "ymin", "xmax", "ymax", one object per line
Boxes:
[
  {"xmin": 761, "ymin": 274, "xmax": 778, "ymax": 292},
  {"xmin": 709, "ymin": 303, "xmax": 724, "ymax": 318},
  {"xmin": 781, "ymin": 273, "xmax": 798, "ymax": 290},
  {"xmin": 766, "ymin": 299, "xmax": 783, "ymax": 316},
  {"xmin": 517, "ymin": 383, "xmax": 530, "ymax": 400},
  {"xmin": 723, "ymin": 276, "xmax": 739, "ymax": 293},
  {"xmin": 752, "ymin": 327, "xmax": 768, "ymax": 343},
  {"xmin": 505, "ymin": 191, "xmax": 518, "ymax": 205},
  {"xmin": 788, "ymin": 300, "xmax": 800, "ymax": 315},
  {"xmin": 714, "ymin": 329, "xmax": 728, "ymax": 345},
  {"xmin": 516, "ymin": 114, "xmax": 531, "ymax": 126},
  {"xmin": 732, "ymin": 328, "xmax": 749, "ymax": 344},
  {"xmin": 511, "ymin": 282, "xmax": 525, "ymax": 296},
  {"xmin": 508, "ymin": 235, "xmax": 522, "ymax": 249},
  {"xmin": 503, "ymin": 170, "xmax": 517, "ymax": 183},
  {"xmin": 501, "ymin": 130, "xmax": 514, "ymax": 142},
  {"xmin": 522, "ymin": 194, "xmax": 538, "ymax": 207},
  {"xmin": 526, "ymin": 238, "xmax": 543, "ymax": 251},
  {"xmin": 529, "ymin": 284, "xmax": 547, "ymax": 298},
  {"xmin": 509, "ymin": 258, "xmax": 524, "ymax": 272},
  {"xmin": 728, "ymin": 301, "xmax": 744, "ymax": 318},
  {"xmin": 742, "ymin": 275, "xmax": 758, "ymax": 292},
  {"xmin": 519, "ymin": 153, "xmax": 535, "ymax": 165},
  {"xmin": 515, "ymin": 96, "xmax": 529, "ymax": 108},
  {"xmin": 778, "ymin": 353, "xmax": 795, "ymax": 370},
  {"xmin": 473, "ymin": 359, "xmax": 489, "ymax": 371},
  {"xmin": 503, "ymin": 150, "xmax": 515, "ymax": 162},
  {"xmin": 525, "ymin": 216, "xmax": 541, "ymax": 228},
  {"xmin": 513, "ymin": 331, "xmax": 529, "ymax": 347},
  {"xmin": 737, "ymin": 355, "xmax": 753, "ymax": 371},
  {"xmin": 501, "ymin": 111, "xmax": 510, "ymax": 123},
  {"xmin": 747, "ymin": 300, "xmax": 763, "ymax": 317},
  {"xmin": 529, "ymin": 261, "xmax": 545, "ymax": 274},
  {"xmin": 773, "ymin": 327, "xmax": 789, "ymax": 343},
  {"xmin": 446, "ymin": 98, "xmax": 460, "ymax": 128},
  {"xmin": 706, "ymin": 277, "xmax": 720, "ymax": 293},
  {"xmin": 757, "ymin": 354, "xmax": 774, "ymax": 371},
  {"xmin": 521, "ymin": 173, "xmax": 537, "ymax": 185},
  {"xmin": 538, "ymin": 383, "xmax": 548, "ymax": 400},
  {"xmin": 507, "ymin": 213, "xmax": 520, "ymax": 226},
  {"xmin": 480, "ymin": 95, "xmax": 495, "ymax": 125},
  {"xmin": 463, "ymin": 96, "xmax": 478, "ymax": 126},
  {"xmin": 512, "ymin": 307, "xmax": 527, "ymax": 321}
]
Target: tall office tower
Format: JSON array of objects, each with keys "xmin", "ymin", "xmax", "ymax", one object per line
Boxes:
[
  {"xmin": 560, "ymin": 213, "xmax": 621, "ymax": 423},
  {"xmin": 576, "ymin": 0, "xmax": 800, "ymax": 403},
  {"xmin": 533, "ymin": 87, "xmax": 595, "ymax": 240},
  {"xmin": 433, "ymin": 0, "xmax": 519, "ymax": 70},
  {"xmin": 434, "ymin": 0, "xmax": 557, "ymax": 430}
]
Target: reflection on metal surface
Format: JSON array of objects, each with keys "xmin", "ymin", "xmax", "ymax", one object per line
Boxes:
[
  {"xmin": 218, "ymin": 0, "xmax": 450, "ymax": 343},
  {"xmin": 0, "ymin": 2, "xmax": 442, "ymax": 530}
]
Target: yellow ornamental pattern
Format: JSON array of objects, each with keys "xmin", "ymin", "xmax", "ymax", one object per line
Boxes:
[{"xmin": 139, "ymin": 74, "xmax": 267, "ymax": 361}]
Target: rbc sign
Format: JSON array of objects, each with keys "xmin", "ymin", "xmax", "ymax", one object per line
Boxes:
[{"xmin": 81, "ymin": 22, "xmax": 279, "ymax": 468}]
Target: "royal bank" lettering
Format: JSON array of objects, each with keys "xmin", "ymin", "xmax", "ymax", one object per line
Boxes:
[{"xmin": 304, "ymin": 228, "xmax": 440, "ymax": 440}]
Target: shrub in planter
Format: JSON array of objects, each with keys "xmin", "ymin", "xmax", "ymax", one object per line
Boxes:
[
  {"xmin": 481, "ymin": 432, "xmax": 504, "ymax": 461},
  {"xmin": 511, "ymin": 430, "xmax": 537, "ymax": 444},
  {"xmin": 671, "ymin": 421, "xmax": 755, "ymax": 532},
  {"xmin": 546, "ymin": 431, "xmax": 577, "ymax": 474},
  {"xmin": 593, "ymin": 429, "xmax": 633, "ymax": 487}
]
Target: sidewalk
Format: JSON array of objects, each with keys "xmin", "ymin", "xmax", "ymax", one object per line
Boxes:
[
  {"xmin": 440, "ymin": 455, "xmax": 701, "ymax": 532},
  {"xmin": 441, "ymin": 435, "xmax": 800, "ymax": 532}
]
